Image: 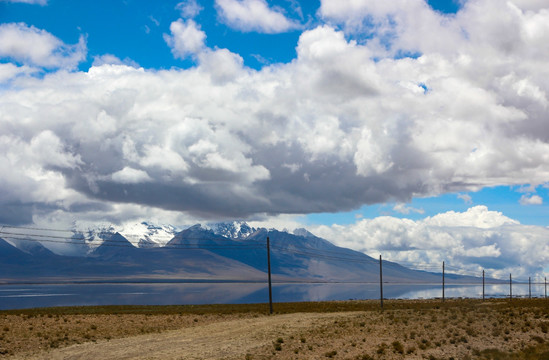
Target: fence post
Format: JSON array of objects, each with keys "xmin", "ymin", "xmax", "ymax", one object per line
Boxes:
[
  {"xmin": 442, "ymin": 261, "xmax": 445, "ymax": 302},
  {"xmin": 379, "ymin": 255, "xmax": 383, "ymax": 309},
  {"xmin": 509, "ymin": 273, "xmax": 512, "ymax": 301},
  {"xmin": 482, "ymin": 269, "xmax": 485, "ymax": 301},
  {"xmin": 267, "ymin": 236, "xmax": 273, "ymax": 314}
]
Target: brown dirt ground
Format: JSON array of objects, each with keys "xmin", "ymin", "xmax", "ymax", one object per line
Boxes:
[{"xmin": 1, "ymin": 299, "xmax": 548, "ymax": 359}]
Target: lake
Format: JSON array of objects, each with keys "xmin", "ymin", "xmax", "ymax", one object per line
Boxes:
[{"xmin": 0, "ymin": 282, "xmax": 546, "ymax": 310}]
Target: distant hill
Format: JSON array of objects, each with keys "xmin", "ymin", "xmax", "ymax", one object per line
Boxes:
[{"xmin": 0, "ymin": 223, "xmax": 481, "ymax": 284}]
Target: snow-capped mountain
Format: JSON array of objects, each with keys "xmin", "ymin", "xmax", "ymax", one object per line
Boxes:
[
  {"xmin": 69, "ymin": 225, "xmax": 117, "ymax": 255},
  {"xmin": 0, "ymin": 222, "xmax": 488, "ymax": 285},
  {"xmin": 117, "ymin": 222, "xmax": 178, "ymax": 248},
  {"xmin": 208, "ymin": 221, "xmax": 257, "ymax": 239},
  {"xmin": 42, "ymin": 222, "xmax": 179, "ymax": 255},
  {"xmin": 62, "ymin": 221, "xmax": 255, "ymax": 252}
]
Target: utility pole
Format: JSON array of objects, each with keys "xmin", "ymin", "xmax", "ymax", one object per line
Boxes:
[
  {"xmin": 482, "ymin": 269, "xmax": 485, "ymax": 301},
  {"xmin": 529, "ymin": 277, "xmax": 531, "ymax": 299},
  {"xmin": 509, "ymin": 273, "xmax": 512, "ymax": 301},
  {"xmin": 379, "ymin": 255, "xmax": 383, "ymax": 309},
  {"xmin": 266, "ymin": 237, "xmax": 273, "ymax": 314},
  {"xmin": 442, "ymin": 261, "xmax": 445, "ymax": 302}
]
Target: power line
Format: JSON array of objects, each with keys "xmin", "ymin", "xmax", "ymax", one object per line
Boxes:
[
  {"xmin": 1, "ymin": 227, "xmax": 545, "ymax": 283},
  {"xmin": 2, "ymin": 224, "xmax": 422, "ymax": 262},
  {"xmin": 0, "ymin": 235, "xmax": 265, "ymax": 251},
  {"xmin": 1, "ymin": 225, "xmax": 90, "ymax": 233},
  {"xmin": 0, "ymin": 229, "xmax": 265, "ymax": 245},
  {"xmin": 0, "ymin": 228, "xmax": 383, "ymax": 263},
  {"xmin": 270, "ymin": 245, "xmax": 368, "ymax": 264}
]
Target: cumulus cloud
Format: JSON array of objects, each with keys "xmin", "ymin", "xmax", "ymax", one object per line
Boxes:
[
  {"xmin": 312, "ymin": 206, "xmax": 548, "ymax": 278},
  {"xmin": 0, "ymin": 63, "xmax": 36, "ymax": 83},
  {"xmin": 1, "ymin": 1, "xmax": 549, "ymax": 228},
  {"xmin": 197, "ymin": 48, "xmax": 245, "ymax": 83},
  {"xmin": 215, "ymin": 0, "xmax": 300, "ymax": 33},
  {"xmin": 164, "ymin": 19, "xmax": 206, "ymax": 59},
  {"xmin": 0, "ymin": 23, "xmax": 86, "ymax": 69},
  {"xmin": 111, "ymin": 167, "xmax": 152, "ymax": 184},
  {"xmin": 519, "ymin": 194, "xmax": 543, "ymax": 205}
]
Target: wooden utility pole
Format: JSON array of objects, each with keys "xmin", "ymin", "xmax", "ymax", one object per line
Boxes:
[
  {"xmin": 482, "ymin": 269, "xmax": 485, "ymax": 301},
  {"xmin": 509, "ymin": 273, "xmax": 512, "ymax": 301},
  {"xmin": 266, "ymin": 237, "xmax": 273, "ymax": 314},
  {"xmin": 379, "ymin": 255, "xmax": 383, "ymax": 309},
  {"xmin": 442, "ymin": 261, "xmax": 445, "ymax": 302}
]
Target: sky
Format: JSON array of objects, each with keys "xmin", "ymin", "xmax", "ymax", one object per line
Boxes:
[{"xmin": 0, "ymin": 0, "xmax": 548, "ymax": 278}]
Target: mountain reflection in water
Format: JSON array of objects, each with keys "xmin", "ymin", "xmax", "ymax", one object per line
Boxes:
[{"xmin": 0, "ymin": 282, "xmax": 544, "ymax": 310}]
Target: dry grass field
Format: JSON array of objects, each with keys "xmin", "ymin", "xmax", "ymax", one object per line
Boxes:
[{"xmin": 0, "ymin": 298, "xmax": 547, "ymax": 359}]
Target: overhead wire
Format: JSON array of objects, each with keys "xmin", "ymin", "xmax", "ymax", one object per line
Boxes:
[
  {"xmin": 0, "ymin": 226, "xmax": 380, "ymax": 263},
  {"xmin": 1, "ymin": 226, "xmax": 545, "ymax": 283},
  {"xmin": 2, "ymin": 225, "xmax": 426, "ymax": 261},
  {"xmin": 0, "ymin": 237, "xmax": 266, "ymax": 251},
  {"xmin": 0, "ymin": 230, "xmax": 265, "ymax": 251},
  {"xmin": 270, "ymin": 245, "xmax": 369, "ymax": 264}
]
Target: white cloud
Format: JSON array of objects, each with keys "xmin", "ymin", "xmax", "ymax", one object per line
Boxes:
[
  {"xmin": 92, "ymin": 54, "xmax": 139, "ymax": 68},
  {"xmin": 0, "ymin": 23, "xmax": 86, "ymax": 69},
  {"xmin": 139, "ymin": 145, "xmax": 189, "ymax": 175},
  {"xmin": 176, "ymin": 0, "xmax": 203, "ymax": 18},
  {"xmin": 1, "ymin": 1, "xmax": 549, "ymax": 230},
  {"xmin": 424, "ymin": 206, "xmax": 519, "ymax": 228},
  {"xmin": 111, "ymin": 167, "xmax": 153, "ymax": 184},
  {"xmin": 163, "ymin": 19, "xmax": 206, "ymax": 59},
  {"xmin": 216, "ymin": 0, "xmax": 299, "ymax": 33},
  {"xmin": 393, "ymin": 203, "xmax": 424, "ymax": 215},
  {"xmin": 519, "ymin": 194, "xmax": 543, "ymax": 205},
  {"xmin": 0, "ymin": 63, "xmax": 36, "ymax": 82},
  {"xmin": 30, "ymin": 130, "xmax": 83, "ymax": 169},
  {"xmin": 457, "ymin": 193, "xmax": 473, "ymax": 204},
  {"xmin": 197, "ymin": 48, "xmax": 245, "ymax": 83},
  {"xmin": 513, "ymin": 0, "xmax": 549, "ymax": 11},
  {"xmin": 149, "ymin": 16, "xmax": 160, "ymax": 27},
  {"xmin": 311, "ymin": 206, "xmax": 548, "ymax": 278}
]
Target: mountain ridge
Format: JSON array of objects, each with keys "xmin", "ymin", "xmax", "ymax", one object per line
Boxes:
[{"xmin": 0, "ymin": 222, "xmax": 484, "ymax": 285}]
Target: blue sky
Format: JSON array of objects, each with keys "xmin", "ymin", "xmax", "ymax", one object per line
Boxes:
[
  {"xmin": 0, "ymin": 0, "xmax": 548, "ymax": 277},
  {"xmin": 308, "ymin": 186, "xmax": 549, "ymax": 226},
  {"xmin": 1, "ymin": 0, "xmax": 311, "ymax": 69},
  {"xmin": 1, "ymin": 0, "xmax": 463, "ymax": 70}
]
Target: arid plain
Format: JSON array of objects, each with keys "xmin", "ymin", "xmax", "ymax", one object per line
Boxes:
[{"xmin": 1, "ymin": 299, "xmax": 548, "ymax": 359}]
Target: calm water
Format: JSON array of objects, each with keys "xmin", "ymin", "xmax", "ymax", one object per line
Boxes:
[{"xmin": 0, "ymin": 282, "xmax": 546, "ymax": 310}]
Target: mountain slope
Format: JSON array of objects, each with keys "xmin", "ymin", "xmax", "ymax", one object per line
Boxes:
[
  {"xmin": 0, "ymin": 223, "xmax": 476, "ymax": 284},
  {"xmin": 165, "ymin": 224, "xmax": 444, "ymax": 283},
  {"xmin": 0, "ymin": 238, "xmax": 34, "ymax": 265}
]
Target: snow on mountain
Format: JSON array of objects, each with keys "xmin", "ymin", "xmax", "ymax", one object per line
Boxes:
[
  {"xmin": 292, "ymin": 228, "xmax": 316, "ymax": 238},
  {"xmin": 70, "ymin": 225, "xmax": 117, "ymax": 254},
  {"xmin": 53, "ymin": 222, "xmax": 178, "ymax": 254},
  {"xmin": 65, "ymin": 222, "xmax": 251, "ymax": 251},
  {"xmin": 116, "ymin": 222, "xmax": 178, "ymax": 247},
  {"xmin": 1, "ymin": 222, "xmax": 484, "ymax": 285},
  {"xmin": 208, "ymin": 221, "xmax": 257, "ymax": 239}
]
